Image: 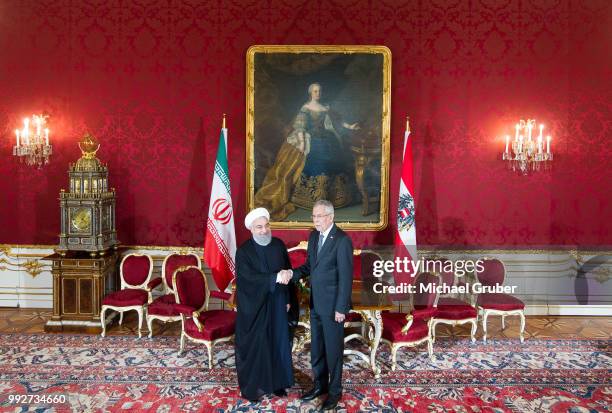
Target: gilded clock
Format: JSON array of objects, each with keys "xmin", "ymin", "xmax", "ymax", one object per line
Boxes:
[
  {"xmin": 71, "ymin": 208, "xmax": 91, "ymax": 232},
  {"xmin": 58, "ymin": 134, "xmax": 118, "ymax": 256}
]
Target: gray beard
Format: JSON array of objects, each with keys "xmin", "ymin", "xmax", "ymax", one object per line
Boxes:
[{"xmin": 253, "ymin": 233, "xmax": 272, "ymax": 246}]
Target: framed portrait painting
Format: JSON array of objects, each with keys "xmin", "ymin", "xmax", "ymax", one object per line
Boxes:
[{"xmin": 246, "ymin": 45, "xmax": 391, "ymax": 230}]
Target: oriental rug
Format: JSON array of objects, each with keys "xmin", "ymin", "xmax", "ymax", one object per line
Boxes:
[{"xmin": 0, "ymin": 334, "xmax": 610, "ymax": 412}]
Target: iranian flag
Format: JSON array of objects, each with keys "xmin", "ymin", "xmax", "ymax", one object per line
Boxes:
[
  {"xmin": 394, "ymin": 118, "xmax": 417, "ymax": 292},
  {"xmin": 204, "ymin": 124, "xmax": 236, "ymax": 292}
]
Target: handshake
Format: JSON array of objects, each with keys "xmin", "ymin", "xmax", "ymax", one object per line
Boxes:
[{"xmin": 276, "ymin": 269, "xmax": 293, "ymax": 285}]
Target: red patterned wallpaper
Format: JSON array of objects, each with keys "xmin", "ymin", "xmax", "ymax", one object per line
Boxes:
[{"xmin": 0, "ymin": 1, "xmax": 610, "ymax": 248}]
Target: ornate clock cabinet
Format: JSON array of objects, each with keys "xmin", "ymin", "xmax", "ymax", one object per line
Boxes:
[{"xmin": 45, "ymin": 134, "xmax": 120, "ymax": 333}]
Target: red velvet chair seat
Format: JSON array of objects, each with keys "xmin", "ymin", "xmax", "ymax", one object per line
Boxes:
[
  {"xmin": 184, "ymin": 310, "xmax": 237, "ymax": 341},
  {"xmin": 345, "ymin": 312, "xmax": 362, "ymax": 323},
  {"xmin": 477, "ymin": 293, "xmax": 525, "ymax": 311},
  {"xmin": 382, "ymin": 312, "xmax": 430, "ymax": 342},
  {"xmin": 148, "ymin": 294, "xmax": 180, "ymax": 316},
  {"xmin": 412, "ymin": 305, "xmax": 438, "ymax": 320},
  {"xmin": 436, "ymin": 297, "xmax": 478, "ymax": 319},
  {"xmin": 102, "ymin": 289, "xmax": 148, "ymax": 307}
]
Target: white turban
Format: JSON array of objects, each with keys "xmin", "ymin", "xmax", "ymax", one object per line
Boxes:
[{"xmin": 244, "ymin": 207, "xmax": 270, "ymax": 229}]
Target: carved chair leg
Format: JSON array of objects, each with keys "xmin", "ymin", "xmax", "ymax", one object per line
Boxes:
[
  {"xmin": 137, "ymin": 308, "xmax": 143, "ymax": 338},
  {"xmin": 100, "ymin": 307, "xmax": 107, "ymax": 337},
  {"xmin": 482, "ymin": 311, "xmax": 489, "ymax": 343},
  {"xmin": 470, "ymin": 320, "xmax": 477, "ymax": 343},
  {"xmin": 207, "ymin": 343, "xmax": 213, "ymax": 369},
  {"xmin": 428, "ymin": 339, "xmax": 434, "ymax": 361},
  {"xmin": 501, "ymin": 315, "xmax": 506, "ymax": 330},
  {"xmin": 519, "ymin": 311, "xmax": 526, "ymax": 343},
  {"xmin": 391, "ymin": 345, "xmax": 398, "ymax": 372},
  {"xmin": 178, "ymin": 332, "xmax": 185, "ymax": 356},
  {"xmin": 119, "ymin": 312, "xmax": 124, "ymax": 326},
  {"xmin": 147, "ymin": 316, "xmax": 154, "ymax": 338},
  {"xmin": 431, "ymin": 320, "xmax": 437, "ymax": 344}
]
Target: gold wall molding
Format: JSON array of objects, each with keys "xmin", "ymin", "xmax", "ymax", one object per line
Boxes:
[{"xmin": 22, "ymin": 260, "xmax": 44, "ymax": 277}]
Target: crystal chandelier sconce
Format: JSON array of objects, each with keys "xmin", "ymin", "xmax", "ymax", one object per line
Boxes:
[
  {"xmin": 13, "ymin": 114, "xmax": 53, "ymax": 168},
  {"xmin": 502, "ymin": 119, "xmax": 552, "ymax": 174}
]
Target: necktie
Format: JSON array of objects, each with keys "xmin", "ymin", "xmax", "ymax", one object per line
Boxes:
[{"xmin": 317, "ymin": 233, "xmax": 324, "ymax": 254}]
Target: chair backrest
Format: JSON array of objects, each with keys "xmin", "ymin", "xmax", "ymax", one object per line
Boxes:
[
  {"xmin": 431, "ymin": 257, "xmax": 455, "ymax": 288},
  {"xmin": 120, "ymin": 253, "xmax": 153, "ymax": 289},
  {"xmin": 354, "ymin": 250, "xmax": 382, "ymax": 280},
  {"xmin": 162, "ymin": 252, "xmax": 201, "ymax": 293},
  {"xmin": 288, "ymin": 241, "xmax": 308, "ymax": 267},
  {"xmin": 173, "ymin": 266, "xmax": 209, "ymax": 312},
  {"xmin": 413, "ymin": 271, "xmax": 440, "ymax": 308},
  {"xmin": 477, "ymin": 257, "xmax": 506, "ymax": 287}
]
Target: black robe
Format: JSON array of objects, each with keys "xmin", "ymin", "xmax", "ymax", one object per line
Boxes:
[{"xmin": 234, "ymin": 237, "xmax": 298, "ymax": 400}]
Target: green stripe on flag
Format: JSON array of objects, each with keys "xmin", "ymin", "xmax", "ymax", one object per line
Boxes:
[{"xmin": 215, "ymin": 130, "xmax": 231, "ymax": 194}]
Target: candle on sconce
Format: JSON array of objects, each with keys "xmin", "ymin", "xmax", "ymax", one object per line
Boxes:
[
  {"xmin": 45, "ymin": 128, "xmax": 49, "ymax": 145},
  {"xmin": 527, "ymin": 122, "xmax": 533, "ymax": 141},
  {"xmin": 546, "ymin": 135, "xmax": 551, "ymax": 154},
  {"xmin": 505, "ymin": 135, "xmax": 510, "ymax": 153},
  {"xmin": 23, "ymin": 118, "xmax": 29, "ymax": 145},
  {"xmin": 36, "ymin": 116, "xmax": 42, "ymax": 137},
  {"xmin": 15, "ymin": 129, "xmax": 20, "ymax": 147},
  {"xmin": 518, "ymin": 135, "xmax": 523, "ymax": 153},
  {"xmin": 539, "ymin": 124, "xmax": 544, "ymax": 141},
  {"xmin": 537, "ymin": 135, "xmax": 543, "ymax": 154},
  {"xmin": 515, "ymin": 123, "xmax": 520, "ymax": 141}
]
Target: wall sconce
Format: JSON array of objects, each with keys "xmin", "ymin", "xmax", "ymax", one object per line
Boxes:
[
  {"xmin": 13, "ymin": 113, "xmax": 53, "ymax": 168},
  {"xmin": 502, "ymin": 119, "xmax": 552, "ymax": 174}
]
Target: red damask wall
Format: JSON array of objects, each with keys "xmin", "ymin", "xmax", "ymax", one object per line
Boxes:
[{"xmin": 0, "ymin": 1, "xmax": 610, "ymax": 248}]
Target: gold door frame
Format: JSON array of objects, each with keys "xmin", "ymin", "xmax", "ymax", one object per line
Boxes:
[{"xmin": 246, "ymin": 45, "xmax": 391, "ymax": 230}]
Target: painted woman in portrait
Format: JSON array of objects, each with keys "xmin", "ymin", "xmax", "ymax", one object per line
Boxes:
[{"xmin": 255, "ymin": 83, "xmax": 360, "ymax": 220}]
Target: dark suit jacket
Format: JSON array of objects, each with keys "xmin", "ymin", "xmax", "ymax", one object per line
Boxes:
[{"xmin": 292, "ymin": 224, "xmax": 353, "ymax": 316}]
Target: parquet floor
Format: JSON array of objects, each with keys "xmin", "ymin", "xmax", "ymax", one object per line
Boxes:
[{"xmin": 0, "ymin": 307, "xmax": 610, "ymax": 340}]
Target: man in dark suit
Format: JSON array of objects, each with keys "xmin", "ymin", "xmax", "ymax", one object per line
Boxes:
[{"xmin": 280, "ymin": 199, "xmax": 353, "ymax": 410}]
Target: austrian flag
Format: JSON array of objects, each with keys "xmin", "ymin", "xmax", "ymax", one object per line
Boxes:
[
  {"xmin": 394, "ymin": 118, "xmax": 417, "ymax": 290},
  {"xmin": 204, "ymin": 123, "xmax": 237, "ymax": 292}
]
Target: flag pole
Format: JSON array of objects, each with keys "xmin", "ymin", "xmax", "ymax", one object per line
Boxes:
[
  {"xmin": 222, "ymin": 113, "xmax": 226, "ymax": 129},
  {"xmin": 406, "ymin": 116, "xmax": 410, "ymax": 133}
]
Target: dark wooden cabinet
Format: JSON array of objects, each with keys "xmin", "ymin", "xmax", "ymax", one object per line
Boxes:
[{"xmin": 44, "ymin": 251, "xmax": 119, "ymax": 333}]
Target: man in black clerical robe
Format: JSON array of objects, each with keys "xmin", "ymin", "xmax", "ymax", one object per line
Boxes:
[{"xmin": 234, "ymin": 207, "xmax": 298, "ymax": 402}]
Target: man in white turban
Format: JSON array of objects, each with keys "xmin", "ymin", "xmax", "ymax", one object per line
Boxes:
[{"xmin": 234, "ymin": 207, "xmax": 297, "ymax": 403}]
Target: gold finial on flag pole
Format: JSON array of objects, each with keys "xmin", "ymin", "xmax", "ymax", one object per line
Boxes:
[
  {"xmin": 222, "ymin": 114, "xmax": 226, "ymax": 129},
  {"xmin": 406, "ymin": 116, "xmax": 411, "ymax": 133}
]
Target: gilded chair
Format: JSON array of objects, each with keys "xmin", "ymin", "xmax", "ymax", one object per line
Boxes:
[
  {"xmin": 381, "ymin": 272, "xmax": 440, "ymax": 371},
  {"xmin": 100, "ymin": 253, "xmax": 154, "ymax": 338},
  {"xmin": 476, "ymin": 257, "xmax": 525, "ymax": 342},
  {"xmin": 146, "ymin": 252, "xmax": 201, "ymax": 338},
  {"xmin": 343, "ymin": 249, "xmax": 382, "ymax": 341},
  {"xmin": 173, "ymin": 266, "xmax": 236, "ymax": 368},
  {"xmin": 431, "ymin": 258, "xmax": 478, "ymax": 343}
]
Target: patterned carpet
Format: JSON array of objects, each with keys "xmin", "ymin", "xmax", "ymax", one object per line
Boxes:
[{"xmin": 0, "ymin": 334, "xmax": 610, "ymax": 412}]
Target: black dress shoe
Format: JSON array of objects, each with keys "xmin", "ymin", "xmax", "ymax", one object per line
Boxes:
[
  {"xmin": 273, "ymin": 389, "xmax": 287, "ymax": 397},
  {"xmin": 300, "ymin": 387, "xmax": 327, "ymax": 401},
  {"xmin": 320, "ymin": 394, "xmax": 341, "ymax": 411}
]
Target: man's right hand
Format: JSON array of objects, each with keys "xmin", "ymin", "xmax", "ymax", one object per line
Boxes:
[{"xmin": 276, "ymin": 269, "xmax": 293, "ymax": 284}]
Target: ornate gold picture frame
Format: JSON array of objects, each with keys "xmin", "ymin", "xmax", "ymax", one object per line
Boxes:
[{"xmin": 246, "ymin": 45, "xmax": 391, "ymax": 230}]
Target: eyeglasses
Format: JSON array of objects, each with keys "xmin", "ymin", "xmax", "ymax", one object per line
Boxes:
[{"xmin": 311, "ymin": 213, "xmax": 331, "ymax": 219}]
